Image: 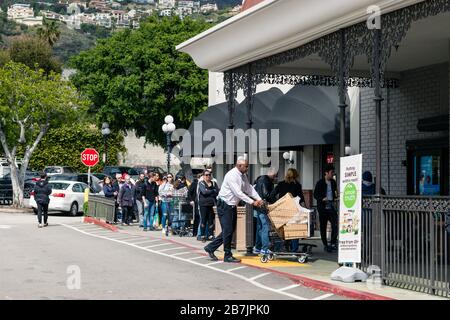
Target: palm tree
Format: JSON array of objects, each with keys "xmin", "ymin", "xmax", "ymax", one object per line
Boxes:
[{"xmin": 37, "ymin": 18, "xmax": 61, "ymax": 47}]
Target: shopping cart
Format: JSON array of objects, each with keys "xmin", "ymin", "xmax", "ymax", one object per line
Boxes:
[
  {"xmin": 171, "ymin": 203, "xmax": 194, "ymax": 237},
  {"xmin": 260, "ymin": 195, "xmax": 316, "ymax": 264}
]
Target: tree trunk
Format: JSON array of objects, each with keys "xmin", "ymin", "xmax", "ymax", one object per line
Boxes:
[{"xmin": 10, "ymin": 163, "xmax": 24, "ymax": 208}]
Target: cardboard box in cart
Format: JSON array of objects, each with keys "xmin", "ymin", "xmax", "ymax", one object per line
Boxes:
[{"xmin": 267, "ymin": 193, "xmax": 311, "ymax": 240}]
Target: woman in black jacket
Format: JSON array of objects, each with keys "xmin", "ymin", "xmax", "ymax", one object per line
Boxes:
[
  {"xmin": 198, "ymin": 170, "xmax": 219, "ymax": 242},
  {"xmin": 270, "ymin": 168, "xmax": 306, "ymax": 252},
  {"xmin": 34, "ymin": 173, "xmax": 52, "ymax": 228}
]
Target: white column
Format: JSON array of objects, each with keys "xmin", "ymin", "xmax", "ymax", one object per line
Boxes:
[
  {"xmin": 301, "ymin": 146, "xmax": 314, "ymax": 190},
  {"xmin": 349, "ymin": 86, "xmax": 360, "ymax": 155}
]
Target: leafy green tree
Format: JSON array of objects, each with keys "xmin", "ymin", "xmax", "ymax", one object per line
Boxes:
[
  {"xmin": 28, "ymin": 123, "xmax": 126, "ymax": 173},
  {"xmin": 0, "ymin": 62, "xmax": 90, "ymax": 207},
  {"xmin": 8, "ymin": 36, "xmax": 62, "ymax": 74},
  {"xmin": 37, "ymin": 18, "xmax": 61, "ymax": 47},
  {"xmin": 69, "ymin": 15, "xmax": 211, "ymax": 147}
]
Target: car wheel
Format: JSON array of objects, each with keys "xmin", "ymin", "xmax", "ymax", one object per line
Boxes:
[{"xmin": 69, "ymin": 202, "xmax": 78, "ymax": 216}]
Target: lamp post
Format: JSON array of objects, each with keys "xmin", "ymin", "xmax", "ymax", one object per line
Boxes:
[
  {"xmin": 283, "ymin": 151, "xmax": 294, "ymax": 165},
  {"xmin": 101, "ymin": 122, "xmax": 111, "ymax": 166},
  {"xmin": 162, "ymin": 115, "xmax": 176, "ymax": 174}
]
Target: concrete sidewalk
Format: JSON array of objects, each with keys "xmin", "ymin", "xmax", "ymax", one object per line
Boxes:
[{"xmin": 102, "ymin": 221, "xmax": 447, "ymax": 301}]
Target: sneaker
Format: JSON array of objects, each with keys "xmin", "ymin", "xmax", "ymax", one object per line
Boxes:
[
  {"xmin": 261, "ymin": 249, "xmax": 273, "ymax": 255},
  {"xmin": 44, "ymin": 223, "xmax": 48, "ymax": 227},
  {"xmin": 38, "ymin": 224, "xmax": 43, "ymax": 228},
  {"xmin": 162, "ymin": 228, "xmax": 166, "ymax": 234},
  {"xmin": 143, "ymin": 228, "xmax": 148, "ymax": 232},
  {"xmin": 330, "ymin": 244, "xmax": 338, "ymax": 252},
  {"xmin": 252, "ymin": 247, "xmax": 261, "ymax": 254}
]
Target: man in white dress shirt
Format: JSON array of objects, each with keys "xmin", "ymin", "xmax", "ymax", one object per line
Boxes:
[{"xmin": 204, "ymin": 157, "xmax": 263, "ymax": 263}]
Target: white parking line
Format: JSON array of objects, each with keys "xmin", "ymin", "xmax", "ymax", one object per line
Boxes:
[
  {"xmin": 171, "ymin": 252, "xmax": 192, "ymax": 256},
  {"xmin": 62, "ymin": 224, "xmax": 309, "ymax": 300},
  {"xmin": 278, "ymin": 284, "xmax": 300, "ymax": 292},
  {"xmin": 158, "ymin": 247, "xmax": 185, "ymax": 252},
  {"xmin": 312, "ymin": 293, "xmax": 334, "ymax": 300},
  {"xmin": 227, "ymin": 266, "xmax": 247, "ymax": 273},
  {"xmin": 249, "ymin": 273, "xmax": 270, "ymax": 281},
  {"xmin": 133, "ymin": 239, "xmax": 161, "ymax": 245},
  {"xmin": 145, "ymin": 243, "xmax": 172, "ymax": 248},
  {"xmin": 206, "ymin": 261, "xmax": 223, "ymax": 266},
  {"xmin": 189, "ymin": 256, "xmax": 207, "ymax": 260}
]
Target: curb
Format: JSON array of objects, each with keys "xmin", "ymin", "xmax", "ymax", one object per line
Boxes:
[
  {"xmin": 83, "ymin": 216, "xmax": 118, "ymax": 232},
  {"xmin": 86, "ymin": 224, "xmax": 394, "ymax": 301}
]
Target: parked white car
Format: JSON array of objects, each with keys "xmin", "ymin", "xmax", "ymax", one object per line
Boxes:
[
  {"xmin": 30, "ymin": 180, "xmax": 92, "ymax": 216},
  {"xmin": 43, "ymin": 166, "xmax": 77, "ymax": 176}
]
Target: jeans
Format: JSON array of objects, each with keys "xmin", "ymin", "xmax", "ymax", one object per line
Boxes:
[
  {"xmin": 136, "ymin": 200, "xmax": 144, "ymax": 225},
  {"xmin": 161, "ymin": 201, "xmax": 174, "ymax": 229},
  {"xmin": 254, "ymin": 210, "xmax": 270, "ymax": 251},
  {"xmin": 143, "ymin": 199, "xmax": 156, "ymax": 229}
]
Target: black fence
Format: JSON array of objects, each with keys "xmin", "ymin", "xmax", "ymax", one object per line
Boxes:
[{"xmin": 362, "ymin": 196, "xmax": 450, "ymax": 297}]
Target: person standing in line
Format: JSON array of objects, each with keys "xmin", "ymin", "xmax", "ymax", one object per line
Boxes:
[
  {"xmin": 134, "ymin": 173, "xmax": 146, "ymax": 228},
  {"xmin": 198, "ymin": 170, "xmax": 219, "ymax": 242},
  {"xmin": 253, "ymin": 168, "xmax": 278, "ymax": 255},
  {"xmin": 313, "ymin": 164, "xmax": 338, "ymax": 253},
  {"xmin": 188, "ymin": 173, "xmax": 202, "ymax": 238},
  {"xmin": 34, "ymin": 173, "xmax": 52, "ymax": 228},
  {"xmin": 204, "ymin": 158, "xmax": 264, "ymax": 263},
  {"xmin": 270, "ymin": 168, "xmax": 306, "ymax": 252},
  {"xmin": 159, "ymin": 174, "xmax": 174, "ymax": 236},
  {"xmin": 153, "ymin": 172, "xmax": 163, "ymax": 228},
  {"xmin": 143, "ymin": 172, "xmax": 159, "ymax": 231},
  {"xmin": 118, "ymin": 175, "xmax": 135, "ymax": 226},
  {"xmin": 111, "ymin": 174, "xmax": 121, "ymax": 224}
]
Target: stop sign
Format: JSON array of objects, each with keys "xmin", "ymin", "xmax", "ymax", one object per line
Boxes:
[{"xmin": 81, "ymin": 148, "xmax": 99, "ymax": 167}]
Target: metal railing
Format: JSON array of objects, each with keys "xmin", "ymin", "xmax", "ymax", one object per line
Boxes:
[
  {"xmin": 87, "ymin": 195, "xmax": 116, "ymax": 223},
  {"xmin": 362, "ymin": 196, "xmax": 450, "ymax": 297}
]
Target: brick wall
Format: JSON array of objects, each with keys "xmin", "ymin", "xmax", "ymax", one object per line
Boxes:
[{"xmin": 360, "ymin": 63, "xmax": 449, "ymax": 195}]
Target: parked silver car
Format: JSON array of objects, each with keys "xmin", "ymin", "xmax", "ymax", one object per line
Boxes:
[{"xmin": 43, "ymin": 166, "xmax": 77, "ymax": 176}]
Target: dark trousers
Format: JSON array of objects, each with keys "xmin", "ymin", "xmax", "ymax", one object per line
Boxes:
[
  {"xmin": 199, "ymin": 206, "xmax": 215, "ymax": 239},
  {"xmin": 193, "ymin": 202, "xmax": 200, "ymax": 237},
  {"xmin": 37, "ymin": 203, "xmax": 49, "ymax": 224},
  {"xmin": 122, "ymin": 206, "xmax": 133, "ymax": 224},
  {"xmin": 205, "ymin": 199, "xmax": 237, "ymax": 258},
  {"xmin": 318, "ymin": 208, "xmax": 338, "ymax": 247}
]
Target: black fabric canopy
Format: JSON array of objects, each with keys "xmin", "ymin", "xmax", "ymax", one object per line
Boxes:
[{"xmin": 180, "ymin": 85, "xmax": 349, "ymax": 157}]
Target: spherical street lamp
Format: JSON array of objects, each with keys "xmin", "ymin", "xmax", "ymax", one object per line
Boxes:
[{"xmin": 162, "ymin": 116, "xmax": 176, "ymax": 174}]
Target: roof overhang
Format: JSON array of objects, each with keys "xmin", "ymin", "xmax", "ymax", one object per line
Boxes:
[{"xmin": 176, "ymin": 0, "xmax": 426, "ymax": 72}]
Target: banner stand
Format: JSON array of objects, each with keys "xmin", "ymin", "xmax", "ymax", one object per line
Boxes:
[{"xmin": 330, "ymin": 154, "xmax": 368, "ymax": 283}]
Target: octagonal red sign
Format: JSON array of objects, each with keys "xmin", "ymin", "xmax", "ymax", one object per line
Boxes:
[{"xmin": 81, "ymin": 148, "xmax": 99, "ymax": 167}]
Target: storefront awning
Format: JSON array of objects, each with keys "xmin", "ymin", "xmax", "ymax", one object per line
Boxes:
[{"xmin": 179, "ymin": 86, "xmax": 349, "ymax": 158}]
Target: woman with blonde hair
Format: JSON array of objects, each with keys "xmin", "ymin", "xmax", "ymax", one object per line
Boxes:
[{"xmin": 270, "ymin": 168, "xmax": 306, "ymax": 252}]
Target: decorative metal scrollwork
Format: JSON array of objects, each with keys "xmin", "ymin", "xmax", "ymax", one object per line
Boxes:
[
  {"xmin": 224, "ymin": 0, "xmax": 450, "ymax": 95},
  {"xmin": 382, "ymin": 197, "xmax": 450, "ymax": 212}
]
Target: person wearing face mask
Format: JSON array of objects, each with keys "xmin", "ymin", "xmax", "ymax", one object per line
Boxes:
[
  {"xmin": 204, "ymin": 157, "xmax": 264, "ymax": 263},
  {"xmin": 118, "ymin": 174, "xmax": 135, "ymax": 226}
]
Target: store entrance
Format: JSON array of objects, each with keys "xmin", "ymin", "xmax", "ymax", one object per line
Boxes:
[{"xmin": 407, "ymin": 138, "xmax": 449, "ymax": 196}]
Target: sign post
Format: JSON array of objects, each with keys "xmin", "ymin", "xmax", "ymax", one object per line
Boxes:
[{"xmin": 81, "ymin": 148, "xmax": 99, "ymax": 188}]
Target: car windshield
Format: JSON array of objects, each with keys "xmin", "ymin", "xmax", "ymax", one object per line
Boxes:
[
  {"xmin": 44, "ymin": 167, "xmax": 62, "ymax": 174},
  {"xmin": 48, "ymin": 182, "xmax": 70, "ymax": 190}
]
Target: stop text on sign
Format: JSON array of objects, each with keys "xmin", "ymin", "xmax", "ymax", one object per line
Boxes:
[{"xmin": 81, "ymin": 148, "xmax": 99, "ymax": 167}]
